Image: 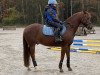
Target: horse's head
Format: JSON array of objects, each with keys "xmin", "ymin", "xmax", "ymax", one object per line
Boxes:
[{"xmin": 81, "ymin": 11, "xmax": 93, "ymax": 30}]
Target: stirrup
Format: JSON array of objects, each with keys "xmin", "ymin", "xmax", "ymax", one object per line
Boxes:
[{"xmin": 55, "ymin": 36, "xmax": 62, "ymax": 43}]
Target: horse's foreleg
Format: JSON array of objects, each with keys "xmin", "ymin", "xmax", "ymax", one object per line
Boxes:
[
  {"xmin": 66, "ymin": 46, "xmax": 72, "ymax": 71},
  {"xmin": 59, "ymin": 46, "xmax": 66, "ymax": 72},
  {"xmin": 30, "ymin": 45, "xmax": 37, "ymax": 68}
]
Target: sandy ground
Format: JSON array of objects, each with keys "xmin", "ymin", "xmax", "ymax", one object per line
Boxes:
[{"xmin": 0, "ymin": 27, "xmax": 100, "ymax": 75}]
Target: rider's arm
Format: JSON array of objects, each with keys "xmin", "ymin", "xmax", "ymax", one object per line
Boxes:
[{"xmin": 47, "ymin": 8, "xmax": 63, "ymax": 24}]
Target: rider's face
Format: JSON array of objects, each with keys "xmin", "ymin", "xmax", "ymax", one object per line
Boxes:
[{"xmin": 53, "ymin": 4, "xmax": 57, "ymax": 7}]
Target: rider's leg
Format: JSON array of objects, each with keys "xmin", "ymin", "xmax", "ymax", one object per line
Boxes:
[
  {"xmin": 48, "ymin": 22, "xmax": 63, "ymax": 42},
  {"xmin": 58, "ymin": 24, "xmax": 63, "ymax": 40},
  {"xmin": 54, "ymin": 28, "xmax": 59, "ymax": 42},
  {"xmin": 54, "ymin": 27, "xmax": 62, "ymax": 42}
]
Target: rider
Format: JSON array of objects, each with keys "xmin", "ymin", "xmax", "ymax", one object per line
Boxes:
[{"xmin": 44, "ymin": 0, "xmax": 63, "ymax": 42}]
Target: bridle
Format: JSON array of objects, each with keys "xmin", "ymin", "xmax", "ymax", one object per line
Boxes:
[{"xmin": 80, "ymin": 12, "xmax": 92, "ymax": 29}]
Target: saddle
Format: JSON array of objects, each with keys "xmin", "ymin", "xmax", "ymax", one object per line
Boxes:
[{"xmin": 42, "ymin": 25, "xmax": 66, "ymax": 36}]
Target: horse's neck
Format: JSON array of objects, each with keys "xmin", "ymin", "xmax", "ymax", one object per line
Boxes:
[{"xmin": 66, "ymin": 13, "xmax": 82, "ymax": 35}]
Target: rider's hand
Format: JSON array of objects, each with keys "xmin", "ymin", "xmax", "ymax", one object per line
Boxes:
[{"xmin": 59, "ymin": 21, "xmax": 63, "ymax": 25}]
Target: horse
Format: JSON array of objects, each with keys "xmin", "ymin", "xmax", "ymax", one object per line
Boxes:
[{"xmin": 23, "ymin": 11, "xmax": 92, "ymax": 72}]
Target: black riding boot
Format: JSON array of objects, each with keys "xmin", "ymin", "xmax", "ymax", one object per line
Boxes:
[{"xmin": 54, "ymin": 28, "xmax": 62, "ymax": 43}]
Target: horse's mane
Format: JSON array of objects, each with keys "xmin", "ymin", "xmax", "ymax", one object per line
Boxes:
[
  {"xmin": 67, "ymin": 11, "xmax": 83, "ymax": 20},
  {"xmin": 66, "ymin": 11, "xmax": 89, "ymax": 23},
  {"xmin": 65, "ymin": 11, "xmax": 84, "ymax": 28}
]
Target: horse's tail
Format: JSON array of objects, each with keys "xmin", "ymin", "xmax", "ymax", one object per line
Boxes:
[{"xmin": 23, "ymin": 36, "xmax": 30, "ymax": 67}]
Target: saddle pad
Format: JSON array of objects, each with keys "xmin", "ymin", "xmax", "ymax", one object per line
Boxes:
[{"xmin": 43, "ymin": 25, "xmax": 66, "ymax": 36}]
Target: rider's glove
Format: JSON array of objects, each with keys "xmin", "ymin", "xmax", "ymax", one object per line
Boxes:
[{"xmin": 59, "ymin": 21, "xmax": 63, "ymax": 25}]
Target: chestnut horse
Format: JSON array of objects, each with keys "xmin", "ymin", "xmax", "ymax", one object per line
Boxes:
[{"xmin": 23, "ymin": 11, "xmax": 92, "ymax": 72}]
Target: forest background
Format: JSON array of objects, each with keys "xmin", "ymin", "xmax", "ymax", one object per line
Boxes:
[{"xmin": 0, "ymin": 0, "xmax": 100, "ymax": 26}]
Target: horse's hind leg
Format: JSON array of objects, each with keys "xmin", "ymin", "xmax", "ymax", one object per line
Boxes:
[{"xmin": 30, "ymin": 44, "xmax": 37, "ymax": 68}]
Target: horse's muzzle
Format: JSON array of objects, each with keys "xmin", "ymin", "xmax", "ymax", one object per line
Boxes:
[{"xmin": 86, "ymin": 23, "xmax": 93, "ymax": 30}]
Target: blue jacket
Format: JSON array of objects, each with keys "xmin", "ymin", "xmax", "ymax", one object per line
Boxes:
[{"xmin": 44, "ymin": 4, "xmax": 62, "ymax": 28}]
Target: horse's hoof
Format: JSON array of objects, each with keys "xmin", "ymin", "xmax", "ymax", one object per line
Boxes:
[
  {"xmin": 68, "ymin": 68, "xmax": 72, "ymax": 71},
  {"xmin": 34, "ymin": 66, "xmax": 37, "ymax": 69},
  {"xmin": 27, "ymin": 67, "xmax": 31, "ymax": 71},
  {"xmin": 60, "ymin": 69, "xmax": 64, "ymax": 73}
]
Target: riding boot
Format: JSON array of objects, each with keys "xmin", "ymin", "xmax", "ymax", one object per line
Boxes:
[
  {"xmin": 54, "ymin": 28, "xmax": 62, "ymax": 43},
  {"xmin": 58, "ymin": 29, "xmax": 62, "ymax": 41}
]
